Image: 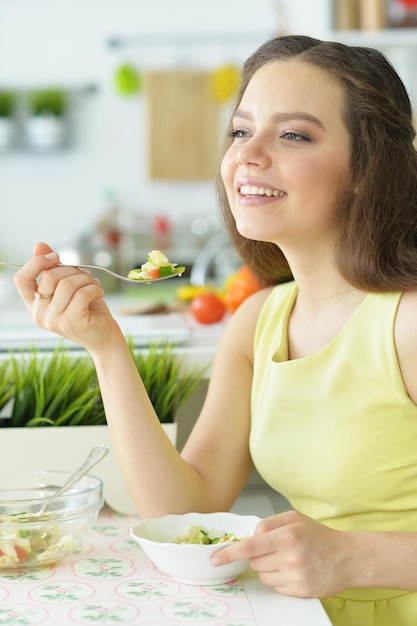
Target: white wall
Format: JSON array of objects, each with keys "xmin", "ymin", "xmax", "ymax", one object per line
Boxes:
[{"xmin": 0, "ymin": 0, "xmax": 329, "ymax": 260}]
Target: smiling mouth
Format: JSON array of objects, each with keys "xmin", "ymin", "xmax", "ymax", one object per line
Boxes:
[{"xmin": 239, "ymin": 185, "xmax": 286, "ymax": 198}]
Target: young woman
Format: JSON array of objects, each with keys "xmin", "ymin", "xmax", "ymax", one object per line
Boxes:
[{"xmin": 14, "ymin": 36, "xmax": 417, "ymax": 625}]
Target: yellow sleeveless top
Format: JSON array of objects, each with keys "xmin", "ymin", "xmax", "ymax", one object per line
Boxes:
[{"xmin": 250, "ymin": 282, "xmax": 417, "ymax": 626}]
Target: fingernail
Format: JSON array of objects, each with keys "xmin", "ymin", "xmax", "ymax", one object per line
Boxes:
[
  {"xmin": 209, "ymin": 557, "xmax": 221, "ymax": 567},
  {"xmin": 45, "ymin": 252, "xmax": 58, "ymax": 260}
]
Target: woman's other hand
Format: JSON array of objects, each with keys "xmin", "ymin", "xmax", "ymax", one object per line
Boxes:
[{"xmin": 210, "ymin": 510, "xmax": 355, "ymax": 598}]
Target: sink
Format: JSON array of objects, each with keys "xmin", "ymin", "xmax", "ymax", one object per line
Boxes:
[{"xmin": 189, "ymin": 232, "xmax": 241, "ymax": 286}]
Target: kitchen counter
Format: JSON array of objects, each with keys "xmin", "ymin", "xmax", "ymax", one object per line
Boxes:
[{"xmin": 0, "ymin": 287, "xmax": 224, "ymax": 375}]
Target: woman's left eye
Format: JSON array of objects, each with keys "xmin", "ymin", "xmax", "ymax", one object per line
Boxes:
[{"xmin": 280, "ymin": 131, "xmax": 310, "ymax": 142}]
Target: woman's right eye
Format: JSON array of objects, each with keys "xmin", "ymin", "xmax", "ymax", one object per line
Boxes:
[{"xmin": 228, "ymin": 129, "xmax": 250, "ymax": 139}]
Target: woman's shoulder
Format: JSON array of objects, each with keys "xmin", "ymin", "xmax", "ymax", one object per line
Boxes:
[
  {"xmin": 216, "ymin": 286, "xmax": 275, "ymax": 359},
  {"xmin": 231, "ymin": 281, "xmax": 295, "ymax": 321},
  {"xmin": 217, "ymin": 282, "xmax": 294, "ymax": 360},
  {"xmin": 397, "ymin": 288, "xmax": 417, "ymax": 306},
  {"xmin": 394, "ymin": 289, "xmax": 417, "ymax": 404},
  {"xmin": 396, "ymin": 289, "xmax": 417, "ymax": 332},
  {"xmin": 395, "ymin": 289, "xmax": 417, "ymax": 333}
]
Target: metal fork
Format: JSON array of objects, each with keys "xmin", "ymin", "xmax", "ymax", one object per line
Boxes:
[{"xmin": 0, "ymin": 261, "xmax": 185, "ymax": 284}]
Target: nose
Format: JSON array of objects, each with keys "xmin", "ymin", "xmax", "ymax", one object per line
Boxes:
[{"xmin": 236, "ymin": 135, "xmax": 271, "ymax": 168}]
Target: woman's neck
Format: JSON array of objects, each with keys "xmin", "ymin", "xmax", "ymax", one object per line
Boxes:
[{"xmin": 283, "ymin": 241, "xmax": 363, "ymax": 310}]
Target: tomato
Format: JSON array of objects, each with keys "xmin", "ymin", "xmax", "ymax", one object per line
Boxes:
[
  {"xmin": 223, "ymin": 265, "xmax": 265, "ymax": 312},
  {"xmin": 189, "ymin": 293, "xmax": 226, "ymax": 324},
  {"xmin": 146, "ymin": 268, "xmax": 160, "ymax": 279},
  {"xmin": 14, "ymin": 544, "xmax": 30, "ymax": 562},
  {"xmin": 0, "ymin": 545, "xmax": 30, "ymax": 563}
]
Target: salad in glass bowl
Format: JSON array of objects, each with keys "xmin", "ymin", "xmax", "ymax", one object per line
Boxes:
[{"xmin": 0, "ymin": 470, "xmax": 103, "ymax": 569}]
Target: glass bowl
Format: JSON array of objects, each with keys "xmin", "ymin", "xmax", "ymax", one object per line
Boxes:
[{"xmin": 0, "ymin": 470, "xmax": 103, "ymax": 569}]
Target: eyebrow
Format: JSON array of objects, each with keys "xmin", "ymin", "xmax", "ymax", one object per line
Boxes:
[{"xmin": 233, "ymin": 109, "xmax": 325, "ymax": 130}]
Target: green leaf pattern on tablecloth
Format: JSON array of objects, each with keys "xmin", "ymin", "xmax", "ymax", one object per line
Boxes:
[
  {"xmin": 161, "ymin": 598, "xmax": 229, "ymax": 621},
  {"xmin": 203, "ymin": 581, "xmax": 246, "ymax": 596},
  {"xmin": 116, "ymin": 578, "xmax": 180, "ymax": 600},
  {"xmin": 92, "ymin": 524, "xmax": 126, "ymax": 538},
  {"xmin": 0, "ymin": 605, "xmax": 47, "ymax": 625},
  {"xmin": 110, "ymin": 537, "xmax": 143, "ymax": 554},
  {"xmin": 70, "ymin": 601, "xmax": 139, "ymax": 624},
  {"xmin": 0, "ymin": 567, "xmax": 54, "ymax": 584},
  {"xmin": 29, "ymin": 582, "xmax": 94, "ymax": 603},
  {"xmin": 72, "ymin": 556, "xmax": 134, "ymax": 580}
]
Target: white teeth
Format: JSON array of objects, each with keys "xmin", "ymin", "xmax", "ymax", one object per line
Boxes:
[{"xmin": 240, "ymin": 185, "xmax": 284, "ymax": 197}]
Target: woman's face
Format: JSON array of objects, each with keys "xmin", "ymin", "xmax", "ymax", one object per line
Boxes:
[{"xmin": 221, "ymin": 60, "xmax": 353, "ymax": 252}]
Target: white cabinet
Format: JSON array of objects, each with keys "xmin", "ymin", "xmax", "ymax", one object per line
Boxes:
[
  {"xmin": 281, "ymin": 0, "xmax": 417, "ymax": 102},
  {"xmin": 329, "ymin": 28, "xmax": 417, "ymax": 106}
]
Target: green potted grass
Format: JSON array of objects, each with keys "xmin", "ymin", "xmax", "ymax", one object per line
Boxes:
[
  {"xmin": 0, "ymin": 341, "xmax": 206, "ymax": 514},
  {"xmin": 25, "ymin": 88, "xmax": 68, "ymax": 150},
  {"xmin": 0, "ymin": 90, "xmax": 16, "ymax": 150}
]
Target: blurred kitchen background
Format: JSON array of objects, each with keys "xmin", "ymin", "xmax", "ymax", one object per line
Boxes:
[{"xmin": 0, "ymin": 0, "xmax": 416, "ymax": 290}]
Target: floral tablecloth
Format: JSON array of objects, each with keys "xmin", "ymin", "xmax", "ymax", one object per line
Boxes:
[{"xmin": 0, "ymin": 506, "xmax": 257, "ymax": 626}]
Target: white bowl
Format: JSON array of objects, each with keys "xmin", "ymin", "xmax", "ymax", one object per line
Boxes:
[{"xmin": 130, "ymin": 511, "xmax": 260, "ymax": 585}]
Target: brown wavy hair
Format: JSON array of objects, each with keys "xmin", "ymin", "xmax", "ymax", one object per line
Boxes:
[{"xmin": 217, "ymin": 35, "xmax": 417, "ymax": 291}]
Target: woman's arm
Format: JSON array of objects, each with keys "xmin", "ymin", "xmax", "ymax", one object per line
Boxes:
[
  {"xmin": 90, "ymin": 297, "xmax": 260, "ymax": 516},
  {"xmin": 14, "ymin": 243, "xmax": 272, "ymax": 517}
]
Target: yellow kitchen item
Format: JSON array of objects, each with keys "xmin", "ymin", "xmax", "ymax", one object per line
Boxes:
[
  {"xmin": 210, "ymin": 64, "xmax": 241, "ymax": 103},
  {"xmin": 176, "ymin": 284, "xmax": 218, "ymax": 303}
]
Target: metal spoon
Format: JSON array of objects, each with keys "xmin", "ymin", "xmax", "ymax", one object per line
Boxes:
[
  {"xmin": 0, "ymin": 261, "xmax": 185, "ymax": 284},
  {"xmin": 37, "ymin": 443, "xmax": 109, "ymax": 515}
]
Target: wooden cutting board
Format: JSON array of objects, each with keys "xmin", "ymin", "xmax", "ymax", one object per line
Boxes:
[{"xmin": 145, "ymin": 69, "xmax": 221, "ymax": 180}]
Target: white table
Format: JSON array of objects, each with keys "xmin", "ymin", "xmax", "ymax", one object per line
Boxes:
[
  {"xmin": 243, "ymin": 569, "xmax": 332, "ymax": 624},
  {"xmin": 0, "ymin": 507, "xmax": 331, "ymax": 625}
]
